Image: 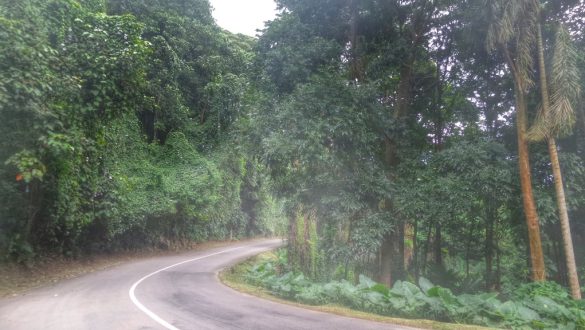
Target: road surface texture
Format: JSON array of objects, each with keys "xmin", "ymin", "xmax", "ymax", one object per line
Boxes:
[{"xmin": 0, "ymin": 239, "xmax": 414, "ymax": 330}]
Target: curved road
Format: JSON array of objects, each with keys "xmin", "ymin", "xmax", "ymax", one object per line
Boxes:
[{"xmin": 0, "ymin": 239, "xmax": 413, "ymax": 330}]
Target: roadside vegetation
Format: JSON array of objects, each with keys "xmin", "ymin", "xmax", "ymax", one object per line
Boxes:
[
  {"xmin": 231, "ymin": 250, "xmax": 584, "ymax": 329},
  {"xmin": 221, "ymin": 252, "xmax": 492, "ymax": 330},
  {"xmin": 1, "ymin": 0, "xmax": 585, "ymax": 327},
  {"xmin": 0, "ymin": 0, "xmax": 286, "ymax": 262}
]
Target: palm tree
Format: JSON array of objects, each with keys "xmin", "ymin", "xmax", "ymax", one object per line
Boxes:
[
  {"xmin": 528, "ymin": 22, "xmax": 582, "ymax": 299},
  {"xmin": 486, "ymin": 0, "xmax": 546, "ymax": 281}
]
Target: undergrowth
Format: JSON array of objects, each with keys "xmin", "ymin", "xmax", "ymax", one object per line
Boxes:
[{"xmin": 244, "ymin": 251, "xmax": 585, "ymax": 329}]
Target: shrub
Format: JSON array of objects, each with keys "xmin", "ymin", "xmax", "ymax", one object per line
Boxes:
[{"xmin": 245, "ymin": 253, "xmax": 585, "ymax": 329}]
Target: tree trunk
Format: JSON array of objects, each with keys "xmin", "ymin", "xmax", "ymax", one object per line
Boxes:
[
  {"xmin": 379, "ymin": 232, "xmax": 393, "ymax": 286},
  {"xmin": 413, "ymin": 218, "xmax": 419, "ymax": 280},
  {"xmin": 466, "ymin": 224, "xmax": 474, "ymax": 278},
  {"xmin": 378, "ymin": 46, "xmax": 418, "ymax": 285},
  {"xmin": 395, "ymin": 222, "xmax": 406, "ymax": 280},
  {"xmin": 495, "ymin": 239, "xmax": 502, "ymax": 291},
  {"xmin": 516, "ymin": 90, "xmax": 546, "ymax": 281},
  {"xmin": 434, "ymin": 223, "xmax": 442, "ymax": 267},
  {"xmin": 548, "ymin": 138, "xmax": 581, "ymax": 299},
  {"xmin": 535, "ymin": 22, "xmax": 581, "ymax": 298},
  {"xmin": 422, "ymin": 220, "xmax": 433, "ymax": 275},
  {"xmin": 486, "ymin": 210, "xmax": 495, "ymax": 290},
  {"xmin": 503, "ymin": 48, "xmax": 546, "ymax": 281}
]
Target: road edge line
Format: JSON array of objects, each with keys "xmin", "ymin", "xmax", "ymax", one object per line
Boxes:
[{"xmin": 128, "ymin": 246, "xmax": 243, "ymax": 330}]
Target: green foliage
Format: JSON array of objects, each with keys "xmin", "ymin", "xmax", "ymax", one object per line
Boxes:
[
  {"xmin": 0, "ymin": 0, "xmax": 279, "ymax": 259},
  {"xmin": 5, "ymin": 151, "xmax": 47, "ymax": 183},
  {"xmin": 255, "ymin": 71, "xmax": 391, "ymax": 276},
  {"xmin": 246, "ymin": 255, "xmax": 585, "ymax": 329},
  {"xmin": 2, "ymin": 1, "xmax": 585, "ymax": 324},
  {"xmin": 4, "ymin": 234, "xmax": 35, "ymax": 264},
  {"xmin": 287, "ymin": 206, "xmax": 323, "ymax": 280},
  {"xmin": 257, "ymin": 195, "xmax": 288, "ymax": 237}
]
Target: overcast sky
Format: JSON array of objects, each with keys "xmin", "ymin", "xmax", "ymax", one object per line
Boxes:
[{"xmin": 209, "ymin": 0, "xmax": 278, "ymax": 37}]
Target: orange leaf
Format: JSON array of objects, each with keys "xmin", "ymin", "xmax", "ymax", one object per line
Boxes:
[{"xmin": 15, "ymin": 173, "xmax": 23, "ymax": 182}]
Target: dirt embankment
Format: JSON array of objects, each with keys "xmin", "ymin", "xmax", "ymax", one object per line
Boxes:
[{"xmin": 0, "ymin": 239, "xmax": 255, "ymax": 298}]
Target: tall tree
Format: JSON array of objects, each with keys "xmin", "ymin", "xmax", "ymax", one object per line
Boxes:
[
  {"xmin": 486, "ymin": 0, "xmax": 546, "ymax": 281},
  {"xmin": 529, "ymin": 21, "xmax": 582, "ymax": 299},
  {"xmin": 378, "ymin": 0, "xmax": 443, "ymax": 287}
]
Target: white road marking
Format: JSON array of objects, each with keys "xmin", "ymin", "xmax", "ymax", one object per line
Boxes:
[{"xmin": 129, "ymin": 246, "xmax": 244, "ymax": 330}]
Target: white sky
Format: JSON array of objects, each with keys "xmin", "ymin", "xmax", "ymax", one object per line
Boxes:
[{"xmin": 209, "ymin": 0, "xmax": 278, "ymax": 37}]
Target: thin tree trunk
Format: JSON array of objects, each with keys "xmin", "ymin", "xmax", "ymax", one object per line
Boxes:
[
  {"xmin": 422, "ymin": 220, "xmax": 433, "ymax": 275},
  {"xmin": 466, "ymin": 224, "xmax": 474, "ymax": 278},
  {"xmin": 434, "ymin": 223, "xmax": 442, "ymax": 267},
  {"xmin": 516, "ymin": 91, "xmax": 546, "ymax": 281},
  {"xmin": 495, "ymin": 239, "xmax": 501, "ymax": 291},
  {"xmin": 548, "ymin": 138, "xmax": 581, "ymax": 299},
  {"xmin": 503, "ymin": 48, "xmax": 546, "ymax": 281},
  {"xmin": 486, "ymin": 210, "xmax": 495, "ymax": 291},
  {"xmin": 535, "ymin": 22, "xmax": 581, "ymax": 298},
  {"xmin": 395, "ymin": 222, "xmax": 406, "ymax": 281},
  {"xmin": 413, "ymin": 218, "xmax": 419, "ymax": 280},
  {"xmin": 24, "ymin": 183, "xmax": 36, "ymax": 244},
  {"xmin": 379, "ymin": 232, "xmax": 393, "ymax": 286}
]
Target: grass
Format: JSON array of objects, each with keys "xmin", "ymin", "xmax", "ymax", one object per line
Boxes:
[{"xmin": 219, "ymin": 252, "xmax": 497, "ymax": 330}]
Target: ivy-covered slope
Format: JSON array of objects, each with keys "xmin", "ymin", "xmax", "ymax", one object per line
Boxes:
[{"xmin": 0, "ymin": 0, "xmax": 285, "ymax": 260}]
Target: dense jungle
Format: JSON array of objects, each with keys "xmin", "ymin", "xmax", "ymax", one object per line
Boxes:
[{"xmin": 1, "ymin": 0, "xmax": 584, "ymax": 327}]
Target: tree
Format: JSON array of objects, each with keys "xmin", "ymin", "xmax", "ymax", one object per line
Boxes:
[
  {"xmin": 529, "ymin": 21, "xmax": 582, "ymax": 299},
  {"xmin": 0, "ymin": 0, "xmax": 274, "ymax": 258},
  {"xmin": 486, "ymin": 0, "xmax": 546, "ymax": 281}
]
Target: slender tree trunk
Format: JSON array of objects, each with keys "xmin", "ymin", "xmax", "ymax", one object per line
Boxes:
[
  {"xmin": 434, "ymin": 223, "xmax": 442, "ymax": 267},
  {"xmin": 24, "ymin": 183, "xmax": 36, "ymax": 244},
  {"xmin": 466, "ymin": 224, "xmax": 474, "ymax": 278},
  {"xmin": 548, "ymin": 138, "xmax": 581, "ymax": 298},
  {"xmin": 516, "ymin": 90, "xmax": 546, "ymax": 281},
  {"xmin": 486, "ymin": 211, "xmax": 494, "ymax": 291},
  {"xmin": 379, "ymin": 232, "xmax": 393, "ymax": 286},
  {"xmin": 395, "ymin": 222, "xmax": 406, "ymax": 280},
  {"xmin": 495, "ymin": 240, "xmax": 502, "ymax": 291},
  {"xmin": 413, "ymin": 218, "xmax": 419, "ymax": 280},
  {"xmin": 535, "ymin": 22, "xmax": 581, "ymax": 298},
  {"xmin": 503, "ymin": 48, "xmax": 546, "ymax": 281},
  {"xmin": 422, "ymin": 220, "xmax": 433, "ymax": 275}
]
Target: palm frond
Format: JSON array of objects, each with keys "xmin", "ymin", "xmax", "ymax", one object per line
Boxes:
[
  {"xmin": 527, "ymin": 103, "xmax": 549, "ymax": 141},
  {"xmin": 515, "ymin": 17, "xmax": 536, "ymax": 90},
  {"xmin": 550, "ymin": 25, "xmax": 581, "ymax": 104},
  {"xmin": 486, "ymin": 0, "xmax": 538, "ymax": 90},
  {"xmin": 528, "ymin": 24, "xmax": 580, "ymax": 141}
]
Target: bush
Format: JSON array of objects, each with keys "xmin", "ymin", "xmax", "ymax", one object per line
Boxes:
[{"xmin": 245, "ymin": 253, "xmax": 585, "ymax": 329}]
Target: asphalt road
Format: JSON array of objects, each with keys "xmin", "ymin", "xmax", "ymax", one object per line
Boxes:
[{"xmin": 0, "ymin": 239, "xmax": 414, "ymax": 330}]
